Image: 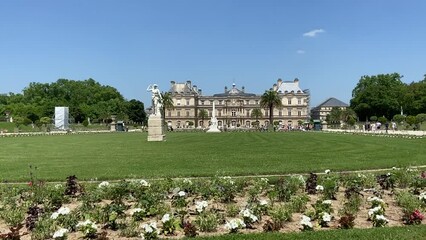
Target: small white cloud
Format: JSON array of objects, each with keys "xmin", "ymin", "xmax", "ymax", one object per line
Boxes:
[
  {"xmin": 303, "ymin": 29, "xmax": 325, "ymax": 37},
  {"xmin": 297, "ymin": 50, "xmax": 305, "ymax": 54}
]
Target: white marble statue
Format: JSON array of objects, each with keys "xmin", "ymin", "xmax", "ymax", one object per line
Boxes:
[
  {"xmin": 207, "ymin": 101, "xmax": 221, "ymax": 133},
  {"xmin": 147, "ymin": 84, "xmax": 162, "ymax": 116}
]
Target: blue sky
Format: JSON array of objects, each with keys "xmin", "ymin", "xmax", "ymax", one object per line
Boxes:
[{"xmin": 1, "ymin": 0, "xmax": 425, "ymax": 107}]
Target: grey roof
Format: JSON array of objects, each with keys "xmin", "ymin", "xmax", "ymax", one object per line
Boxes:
[
  {"xmin": 168, "ymin": 82, "xmax": 198, "ymax": 95},
  {"xmin": 316, "ymin": 97, "xmax": 348, "ymax": 108},
  {"xmin": 213, "ymin": 84, "xmax": 256, "ymax": 97},
  {"xmin": 277, "ymin": 81, "xmax": 304, "ymax": 93}
]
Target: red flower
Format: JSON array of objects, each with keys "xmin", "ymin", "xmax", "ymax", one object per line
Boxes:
[{"xmin": 28, "ymin": 181, "xmax": 33, "ymax": 186}]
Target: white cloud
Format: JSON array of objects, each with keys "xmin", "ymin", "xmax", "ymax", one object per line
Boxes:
[
  {"xmin": 303, "ymin": 29, "xmax": 325, "ymax": 37},
  {"xmin": 297, "ymin": 50, "xmax": 305, "ymax": 54}
]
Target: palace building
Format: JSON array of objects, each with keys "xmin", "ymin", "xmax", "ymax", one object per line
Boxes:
[{"xmin": 165, "ymin": 78, "xmax": 310, "ymax": 129}]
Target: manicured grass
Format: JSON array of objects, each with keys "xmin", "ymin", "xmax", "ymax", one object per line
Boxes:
[
  {"xmin": 0, "ymin": 132, "xmax": 425, "ymax": 182},
  {"xmin": 196, "ymin": 225, "xmax": 426, "ymax": 240}
]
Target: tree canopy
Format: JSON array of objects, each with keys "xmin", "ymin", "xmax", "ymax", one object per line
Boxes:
[
  {"xmin": 350, "ymin": 73, "xmax": 426, "ymax": 120},
  {"xmin": 0, "ymin": 79, "xmax": 146, "ymax": 125}
]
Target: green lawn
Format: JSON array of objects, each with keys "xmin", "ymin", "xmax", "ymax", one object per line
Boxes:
[
  {"xmin": 0, "ymin": 131, "xmax": 425, "ymax": 182},
  {"xmin": 196, "ymin": 225, "xmax": 426, "ymax": 240}
]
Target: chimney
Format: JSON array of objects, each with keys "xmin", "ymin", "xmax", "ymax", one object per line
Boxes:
[
  {"xmin": 225, "ymin": 86, "xmax": 228, "ymax": 93},
  {"xmin": 242, "ymin": 86, "xmax": 245, "ymax": 93},
  {"xmin": 193, "ymin": 85, "xmax": 198, "ymax": 92},
  {"xmin": 186, "ymin": 80, "xmax": 192, "ymax": 88},
  {"xmin": 170, "ymin": 81, "xmax": 175, "ymax": 87},
  {"xmin": 273, "ymin": 83, "xmax": 277, "ymax": 91},
  {"xmin": 294, "ymin": 78, "xmax": 299, "ymax": 84},
  {"xmin": 198, "ymin": 89, "xmax": 202, "ymax": 95},
  {"xmin": 277, "ymin": 78, "xmax": 283, "ymax": 86}
]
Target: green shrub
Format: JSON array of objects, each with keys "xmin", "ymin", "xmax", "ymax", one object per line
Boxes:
[
  {"xmin": 196, "ymin": 211, "xmax": 218, "ymax": 232},
  {"xmin": 268, "ymin": 203, "xmax": 293, "ymax": 229},
  {"xmin": 396, "ymin": 190, "xmax": 422, "ymax": 214}
]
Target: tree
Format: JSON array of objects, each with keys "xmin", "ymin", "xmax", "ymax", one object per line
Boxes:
[
  {"xmin": 378, "ymin": 116, "xmax": 388, "ymax": 124},
  {"xmin": 251, "ymin": 108, "xmax": 263, "ymax": 128},
  {"xmin": 402, "ymin": 77, "xmax": 426, "ymax": 115},
  {"xmin": 160, "ymin": 92, "xmax": 174, "ymax": 121},
  {"xmin": 393, "ymin": 114, "xmax": 405, "ymax": 123},
  {"xmin": 260, "ymin": 90, "xmax": 282, "ymax": 129},
  {"xmin": 39, "ymin": 117, "xmax": 51, "ymax": 126},
  {"xmin": 416, "ymin": 114, "xmax": 426, "ymax": 130},
  {"xmin": 127, "ymin": 99, "xmax": 146, "ymax": 124},
  {"xmin": 328, "ymin": 107, "xmax": 342, "ymax": 125},
  {"xmin": 341, "ymin": 108, "xmax": 357, "ymax": 124},
  {"xmin": 350, "ymin": 73, "xmax": 405, "ymax": 120},
  {"xmin": 406, "ymin": 115, "xmax": 418, "ymax": 129},
  {"xmin": 370, "ymin": 116, "xmax": 378, "ymax": 122},
  {"xmin": 198, "ymin": 109, "xmax": 208, "ymax": 127}
]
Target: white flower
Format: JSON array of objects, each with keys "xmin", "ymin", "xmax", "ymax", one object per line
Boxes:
[
  {"xmin": 183, "ymin": 178, "xmax": 192, "ymax": 184},
  {"xmin": 316, "ymin": 185, "xmax": 324, "ymax": 191},
  {"xmin": 77, "ymin": 219, "xmax": 96, "ymax": 228},
  {"xmin": 195, "ymin": 200, "xmax": 208, "ymax": 213},
  {"xmin": 241, "ymin": 209, "xmax": 251, "ymax": 217},
  {"xmin": 300, "ymin": 215, "xmax": 312, "ymax": 228},
  {"xmin": 57, "ymin": 207, "xmax": 70, "ymax": 215},
  {"xmin": 322, "ymin": 212, "xmax": 331, "ymax": 222},
  {"xmin": 52, "ymin": 228, "xmax": 68, "ymax": 238},
  {"xmin": 140, "ymin": 179, "xmax": 150, "ymax": 187},
  {"xmin": 325, "ymin": 169, "xmax": 331, "ymax": 174},
  {"xmin": 222, "ymin": 176, "xmax": 235, "ymax": 185},
  {"xmin": 418, "ymin": 192, "xmax": 426, "ymax": 201},
  {"xmin": 54, "ymin": 184, "xmax": 63, "ymax": 189},
  {"xmin": 141, "ymin": 222, "xmax": 158, "ymax": 233},
  {"xmin": 375, "ymin": 214, "xmax": 389, "ymax": 222},
  {"xmin": 98, "ymin": 181, "xmax": 109, "ymax": 188},
  {"xmin": 294, "ymin": 175, "xmax": 306, "ymax": 184},
  {"xmin": 259, "ymin": 199, "xmax": 268, "ymax": 206},
  {"xmin": 250, "ymin": 214, "xmax": 258, "ymax": 222},
  {"xmin": 130, "ymin": 208, "xmax": 143, "ymax": 215},
  {"xmin": 225, "ymin": 218, "xmax": 246, "ymax": 230},
  {"xmin": 50, "ymin": 212, "xmax": 59, "ymax": 219},
  {"xmin": 161, "ymin": 213, "xmax": 170, "ymax": 223},
  {"xmin": 322, "ymin": 200, "xmax": 332, "ymax": 205},
  {"xmin": 368, "ymin": 206, "xmax": 383, "ymax": 217},
  {"xmin": 178, "ymin": 191, "xmax": 186, "ymax": 197},
  {"xmin": 368, "ymin": 196, "xmax": 384, "ymax": 203},
  {"xmin": 357, "ymin": 173, "xmax": 367, "ymax": 178},
  {"xmin": 260, "ymin": 177, "xmax": 269, "ymax": 183},
  {"xmin": 141, "ymin": 223, "xmax": 153, "ymax": 233}
]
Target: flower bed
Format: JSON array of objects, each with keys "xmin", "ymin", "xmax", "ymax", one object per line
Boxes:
[{"xmin": 1, "ymin": 168, "xmax": 426, "ymax": 239}]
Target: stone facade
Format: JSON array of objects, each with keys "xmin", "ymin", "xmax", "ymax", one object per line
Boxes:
[{"xmin": 165, "ymin": 79, "xmax": 310, "ymax": 129}]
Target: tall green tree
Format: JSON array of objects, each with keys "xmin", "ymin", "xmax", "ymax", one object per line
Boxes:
[
  {"xmin": 260, "ymin": 90, "xmax": 282, "ymax": 128},
  {"xmin": 250, "ymin": 108, "xmax": 263, "ymax": 127},
  {"xmin": 127, "ymin": 99, "xmax": 146, "ymax": 124},
  {"xmin": 341, "ymin": 108, "xmax": 357, "ymax": 123},
  {"xmin": 350, "ymin": 73, "xmax": 405, "ymax": 120},
  {"xmin": 402, "ymin": 77, "xmax": 426, "ymax": 115},
  {"xmin": 160, "ymin": 92, "xmax": 174, "ymax": 121},
  {"xmin": 198, "ymin": 109, "xmax": 208, "ymax": 127}
]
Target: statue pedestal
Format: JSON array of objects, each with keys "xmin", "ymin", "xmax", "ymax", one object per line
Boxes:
[
  {"xmin": 147, "ymin": 115, "xmax": 165, "ymax": 141},
  {"xmin": 110, "ymin": 121, "xmax": 116, "ymax": 131}
]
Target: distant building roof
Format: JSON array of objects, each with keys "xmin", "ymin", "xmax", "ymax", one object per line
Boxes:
[
  {"xmin": 275, "ymin": 78, "xmax": 306, "ymax": 94},
  {"xmin": 315, "ymin": 97, "xmax": 348, "ymax": 108},
  {"xmin": 168, "ymin": 80, "xmax": 200, "ymax": 95},
  {"xmin": 213, "ymin": 83, "xmax": 257, "ymax": 97}
]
